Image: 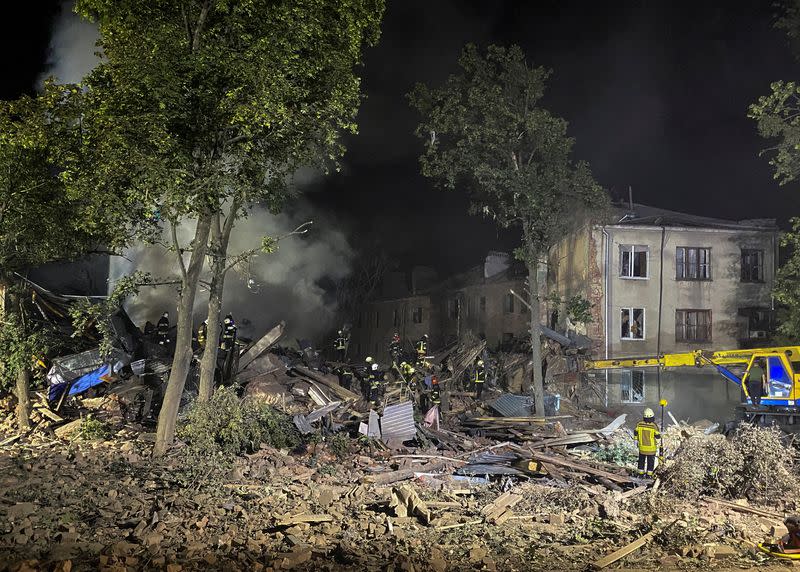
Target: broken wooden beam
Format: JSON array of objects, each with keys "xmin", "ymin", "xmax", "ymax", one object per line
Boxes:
[
  {"xmin": 528, "ymin": 451, "xmax": 636, "ymax": 485},
  {"xmin": 591, "ymin": 530, "xmax": 656, "ymax": 569},
  {"xmin": 276, "ymin": 514, "xmax": 333, "ymax": 526}
]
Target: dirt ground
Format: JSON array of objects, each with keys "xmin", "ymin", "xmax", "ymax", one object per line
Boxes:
[{"xmin": 1, "ymin": 421, "xmax": 796, "ymax": 572}]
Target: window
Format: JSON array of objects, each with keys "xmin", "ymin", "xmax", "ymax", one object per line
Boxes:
[
  {"xmin": 621, "ymin": 370, "xmax": 645, "ymax": 403},
  {"xmin": 392, "ymin": 309, "xmax": 400, "ymax": 327},
  {"xmin": 467, "ymin": 297, "xmax": 473, "ymax": 318},
  {"xmin": 676, "ymin": 247, "xmax": 711, "ymax": 280},
  {"xmin": 741, "ymin": 249, "xmax": 764, "ymax": 282},
  {"xmin": 620, "ymin": 245, "xmax": 648, "ymax": 278},
  {"xmin": 621, "ymin": 308, "xmax": 644, "ymax": 340},
  {"xmin": 738, "ymin": 307, "xmax": 773, "ymax": 339},
  {"xmin": 412, "ymin": 307, "xmax": 423, "ymax": 324},
  {"xmin": 375, "ymin": 311, "xmax": 380, "ymax": 328},
  {"xmin": 675, "ymin": 309, "xmax": 712, "ymax": 342},
  {"xmin": 480, "ymin": 296, "xmax": 486, "ymax": 313},
  {"xmin": 503, "ymin": 293, "xmax": 514, "ymax": 314}
]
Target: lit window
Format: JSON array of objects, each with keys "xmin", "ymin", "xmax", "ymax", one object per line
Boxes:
[
  {"xmin": 620, "ymin": 245, "xmax": 648, "ymax": 278},
  {"xmin": 621, "ymin": 308, "xmax": 644, "ymax": 340}
]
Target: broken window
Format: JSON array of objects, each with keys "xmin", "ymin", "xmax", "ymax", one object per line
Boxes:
[
  {"xmin": 620, "ymin": 245, "xmax": 648, "ymax": 278},
  {"xmin": 676, "ymin": 247, "xmax": 711, "ymax": 280},
  {"xmin": 738, "ymin": 307, "xmax": 773, "ymax": 339},
  {"xmin": 741, "ymin": 249, "xmax": 764, "ymax": 282},
  {"xmin": 412, "ymin": 307, "xmax": 423, "ymax": 324},
  {"xmin": 503, "ymin": 293, "xmax": 514, "ymax": 314},
  {"xmin": 621, "ymin": 308, "xmax": 644, "ymax": 340},
  {"xmin": 620, "ymin": 370, "xmax": 645, "ymax": 403},
  {"xmin": 392, "ymin": 309, "xmax": 400, "ymax": 327},
  {"xmin": 676, "ymin": 309, "xmax": 712, "ymax": 342},
  {"xmin": 480, "ymin": 296, "xmax": 486, "ymax": 313}
]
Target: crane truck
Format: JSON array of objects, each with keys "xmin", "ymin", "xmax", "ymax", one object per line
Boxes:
[{"xmin": 583, "ymin": 346, "xmax": 800, "ymax": 425}]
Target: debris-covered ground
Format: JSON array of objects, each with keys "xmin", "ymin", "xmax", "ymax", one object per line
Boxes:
[{"xmin": 2, "ymin": 381, "xmax": 800, "ymax": 572}]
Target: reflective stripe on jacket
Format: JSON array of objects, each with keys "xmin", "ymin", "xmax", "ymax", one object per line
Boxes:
[{"xmin": 634, "ymin": 421, "xmax": 661, "ymax": 455}]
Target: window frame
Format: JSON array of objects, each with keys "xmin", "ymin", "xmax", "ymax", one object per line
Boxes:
[
  {"xmin": 675, "ymin": 309, "xmax": 713, "ymax": 343},
  {"xmin": 676, "ymin": 246, "xmax": 712, "ymax": 281},
  {"xmin": 412, "ymin": 307, "xmax": 423, "ymax": 324},
  {"xmin": 620, "ymin": 307, "xmax": 645, "ymax": 341},
  {"xmin": 619, "ymin": 245, "xmax": 649, "ymax": 280},
  {"xmin": 503, "ymin": 293, "xmax": 514, "ymax": 314},
  {"xmin": 620, "ymin": 370, "xmax": 645, "ymax": 404},
  {"xmin": 740, "ymin": 248, "xmax": 765, "ymax": 283}
]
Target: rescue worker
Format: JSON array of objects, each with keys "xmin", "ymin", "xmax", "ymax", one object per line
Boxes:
[
  {"xmin": 634, "ymin": 408, "xmax": 661, "ymax": 477},
  {"xmin": 779, "ymin": 515, "xmax": 800, "ymax": 553},
  {"xmin": 474, "ymin": 359, "xmax": 486, "ymax": 399},
  {"xmin": 415, "ymin": 334, "xmax": 429, "ymax": 366},
  {"xmin": 156, "ymin": 312, "xmax": 170, "ymax": 345},
  {"xmin": 335, "ymin": 365, "xmax": 354, "ymax": 392},
  {"xmin": 389, "ymin": 333, "xmax": 402, "ymax": 366},
  {"xmin": 220, "ymin": 313, "xmax": 237, "ymax": 352},
  {"xmin": 430, "ymin": 374, "xmax": 441, "ymax": 407},
  {"xmin": 196, "ymin": 319, "xmax": 208, "ymax": 351},
  {"xmin": 333, "ymin": 330, "xmax": 347, "ymax": 362},
  {"xmin": 369, "ymin": 362, "xmax": 384, "ymax": 406},
  {"xmin": 361, "ymin": 357, "xmax": 374, "ymax": 400}
]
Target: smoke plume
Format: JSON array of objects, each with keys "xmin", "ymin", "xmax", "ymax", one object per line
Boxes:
[
  {"xmin": 109, "ymin": 203, "xmax": 354, "ymax": 342},
  {"xmin": 39, "ymin": 1, "xmax": 100, "ymax": 86}
]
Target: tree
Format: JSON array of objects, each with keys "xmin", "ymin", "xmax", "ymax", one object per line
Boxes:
[
  {"xmin": 749, "ymin": 1, "xmax": 800, "ymax": 340},
  {"xmin": 71, "ymin": 0, "xmax": 384, "ymax": 455},
  {"xmin": 0, "ymin": 87, "xmax": 104, "ymax": 430},
  {"xmin": 409, "ymin": 44, "xmax": 607, "ymax": 414}
]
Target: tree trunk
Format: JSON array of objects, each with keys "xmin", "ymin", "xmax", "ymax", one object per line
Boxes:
[
  {"xmin": 15, "ymin": 367, "xmax": 31, "ymax": 432},
  {"xmin": 198, "ymin": 209, "xmax": 234, "ymax": 401},
  {"xmin": 154, "ymin": 213, "xmax": 213, "ymax": 456},
  {"xmin": 527, "ymin": 253, "xmax": 545, "ymax": 417}
]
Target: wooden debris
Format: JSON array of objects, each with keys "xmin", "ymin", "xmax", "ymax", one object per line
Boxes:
[
  {"xmin": 54, "ymin": 419, "xmax": 83, "ymax": 440},
  {"xmin": 591, "ymin": 530, "xmax": 656, "ymax": 569},
  {"xmin": 705, "ymin": 497, "xmax": 785, "ymax": 520},
  {"xmin": 276, "ymin": 513, "xmax": 333, "ymax": 526},
  {"xmin": 481, "ymin": 491, "xmax": 522, "ymax": 524},
  {"xmin": 391, "ymin": 486, "xmax": 433, "ymax": 525},
  {"xmin": 528, "ymin": 451, "xmax": 636, "ymax": 485}
]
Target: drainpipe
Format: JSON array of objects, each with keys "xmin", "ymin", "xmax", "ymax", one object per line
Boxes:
[{"xmin": 602, "ymin": 226, "xmax": 611, "ymax": 407}]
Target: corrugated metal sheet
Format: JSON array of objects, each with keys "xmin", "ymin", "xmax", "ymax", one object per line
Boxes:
[
  {"xmin": 380, "ymin": 401, "xmax": 416, "ymax": 443},
  {"xmin": 468, "ymin": 452, "xmax": 519, "ymax": 464},
  {"xmin": 368, "ymin": 410, "xmax": 381, "ymax": 438},
  {"xmin": 488, "ymin": 393, "xmax": 533, "ymax": 418}
]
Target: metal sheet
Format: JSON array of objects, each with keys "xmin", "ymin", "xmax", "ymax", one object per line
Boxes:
[
  {"xmin": 293, "ymin": 414, "xmax": 314, "ymax": 434},
  {"xmin": 456, "ymin": 464, "xmax": 525, "ymax": 476},
  {"xmin": 368, "ymin": 410, "xmax": 381, "ymax": 438},
  {"xmin": 380, "ymin": 401, "xmax": 416, "ymax": 443},
  {"xmin": 468, "ymin": 452, "xmax": 519, "ymax": 464},
  {"xmin": 306, "ymin": 401, "xmax": 341, "ymax": 423},
  {"xmin": 488, "ymin": 393, "xmax": 534, "ymax": 418}
]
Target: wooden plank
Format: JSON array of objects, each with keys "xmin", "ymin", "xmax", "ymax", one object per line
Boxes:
[
  {"xmin": 705, "ymin": 497, "xmax": 784, "ymax": 520},
  {"xmin": 529, "ymin": 451, "xmax": 635, "ymax": 485},
  {"xmin": 276, "ymin": 514, "xmax": 333, "ymax": 526},
  {"xmin": 292, "ymin": 366, "xmax": 361, "ymax": 401},
  {"xmin": 591, "ymin": 531, "xmax": 655, "ymax": 569}
]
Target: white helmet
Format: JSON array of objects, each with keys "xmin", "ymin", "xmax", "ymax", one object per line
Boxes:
[
  {"xmin": 371, "ymin": 363, "xmax": 379, "ymax": 371},
  {"xmin": 643, "ymin": 408, "xmax": 655, "ymax": 419},
  {"xmin": 365, "ymin": 356, "xmax": 373, "ymax": 364}
]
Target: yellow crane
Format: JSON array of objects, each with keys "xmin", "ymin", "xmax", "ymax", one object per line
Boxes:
[{"xmin": 583, "ymin": 346, "xmax": 800, "ymax": 415}]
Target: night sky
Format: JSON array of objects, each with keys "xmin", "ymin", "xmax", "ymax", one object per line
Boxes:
[{"xmin": 6, "ymin": 1, "xmax": 800, "ymax": 275}]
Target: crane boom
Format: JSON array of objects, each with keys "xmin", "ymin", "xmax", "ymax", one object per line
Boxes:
[{"xmin": 584, "ymin": 346, "xmax": 800, "ymax": 371}]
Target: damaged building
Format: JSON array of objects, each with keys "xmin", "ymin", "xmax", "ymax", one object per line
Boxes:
[
  {"xmin": 348, "ymin": 251, "xmax": 546, "ymax": 365},
  {"xmin": 547, "ymin": 203, "xmax": 778, "ymax": 419}
]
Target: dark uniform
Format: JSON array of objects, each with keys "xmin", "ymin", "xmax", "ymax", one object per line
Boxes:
[
  {"xmin": 156, "ymin": 313, "xmax": 170, "ymax": 345},
  {"xmin": 333, "ymin": 332, "xmax": 347, "ymax": 362},
  {"xmin": 389, "ymin": 334, "xmax": 402, "ymax": 366},
  {"xmin": 336, "ymin": 366, "xmax": 354, "ymax": 391},
  {"xmin": 634, "ymin": 416, "xmax": 661, "ymax": 477},
  {"xmin": 430, "ymin": 374, "xmax": 441, "ymax": 407},
  {"xmin": 220, "ymin": 314, "xmax": 237, "ymax": 351},
  {"xmin": 196, "ymin": 321, "xmax": 207, "ymax": 351},
  {"xmin": 474, "ymin": 361, "xmax": 486, "ymax": 399},
  {"xmin": 369, "ymin": 364, "xmax": 384, "ymax": 406}
]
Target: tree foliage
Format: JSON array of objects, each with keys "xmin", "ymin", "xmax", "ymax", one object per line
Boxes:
[{"xmin": 409, "ymin": 44, "xmax": 607, "ymax": 259}]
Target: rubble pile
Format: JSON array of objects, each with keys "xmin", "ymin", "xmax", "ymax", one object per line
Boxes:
[{"xmin": 661, "ymin": 423, "xmax": 799, "ymax": 503}]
